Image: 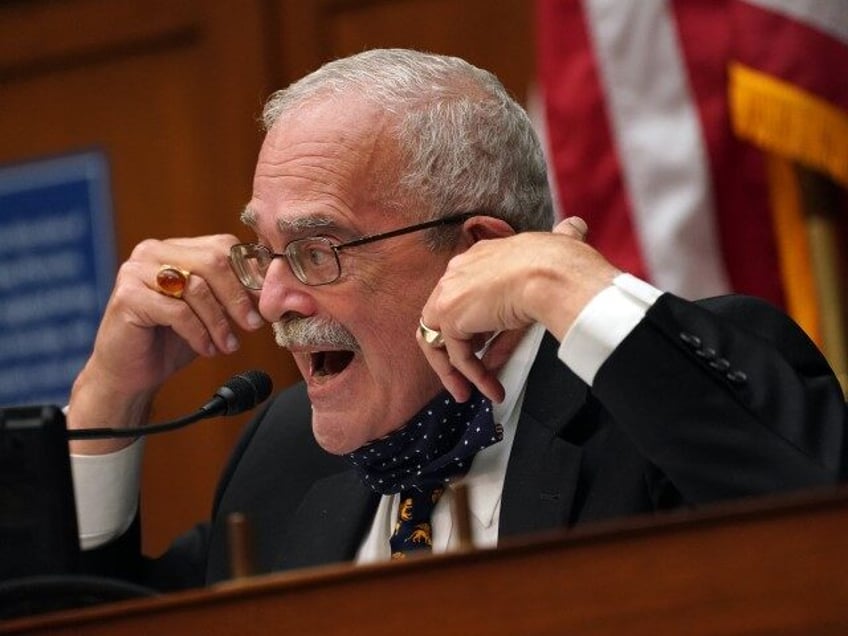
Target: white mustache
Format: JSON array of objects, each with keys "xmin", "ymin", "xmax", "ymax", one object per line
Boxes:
[{"xmin": 273, "ymin": 317, "xmax": 359, "ymax": 351}]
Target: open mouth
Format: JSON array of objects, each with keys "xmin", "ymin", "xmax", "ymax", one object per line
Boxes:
[{"xmin": 310, "ymin": 350, "xmax": 356, "ymax": 378}]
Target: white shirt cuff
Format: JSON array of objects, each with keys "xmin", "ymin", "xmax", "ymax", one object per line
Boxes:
[
  {"xmin": 70, "ymin": 440, "xmax": 144, "ymax": 550},
  {"xmin": 558, "ymin": 273, "xmax": 663, "ymax": 386}
]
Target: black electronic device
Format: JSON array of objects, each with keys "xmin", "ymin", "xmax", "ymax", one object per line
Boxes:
[
  {"xmin": 0, "ymin": 371, "xmax": 272, "ymax": 616},
  {"xmin": 0, "ymin": 405, "xmax": 80, "ymax": 583}
]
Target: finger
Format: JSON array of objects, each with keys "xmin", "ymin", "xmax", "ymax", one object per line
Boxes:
[
  {"xmin": 553, "ymin": 216, "xmax": 588, "ymax": 241},
  {"xmin": 180, "ymin": 274, "xmax": 243, "ymax": 354},
  {"xmin": 141, "ymin": 260, "xmax": 242, "ymax": 354},
  {"xmin": 134, "ymin": 236, "xmax": 264, "ymax": 334},
  {"xmin": 443, "ymin": 337, "xmax": 505, "ymax": 403},
  {"xmin": 182, "ymin": 243, "xmax": 265, "ymax": 331},
  {"xmin": 417, "ymin": 322, "xmax": 506, "ymax": 404},
  {"xmin": 154, "ymin": 297, "xmax": 219, "ymax": 358},
  {"xmin": 416, "ymin": 330, "xmax": 473, "ymax": 402},
  {"xmin": 420, "ymin": 290, "xmax": 506, "ymax": 401},
  {"xmin": 111, "ymin": 267, "xmax": 217, "ymax": 358}
]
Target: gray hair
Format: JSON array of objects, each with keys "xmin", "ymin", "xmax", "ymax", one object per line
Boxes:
[{"xmin": 261, "ymin": 49, "xmax": 553, "ymax": 237}]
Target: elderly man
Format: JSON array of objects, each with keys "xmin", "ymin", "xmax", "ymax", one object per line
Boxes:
[{"xmin": 69, "ymin": 49, "xmax": 846, "ymax": 589}]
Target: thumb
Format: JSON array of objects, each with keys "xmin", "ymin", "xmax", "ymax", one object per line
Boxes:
[{"xmin": 553, "ymin": 216, "xmax": 588, "ymax": 241}]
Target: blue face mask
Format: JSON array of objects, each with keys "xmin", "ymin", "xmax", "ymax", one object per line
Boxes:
[{"xmin": 346, "ymin": 388, "xmax": 503, "ymax": 494}]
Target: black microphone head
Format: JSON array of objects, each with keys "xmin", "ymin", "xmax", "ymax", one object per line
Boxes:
[{"xmin": 211, "ymin": 370, "xmax": 273, "ymax": 416}]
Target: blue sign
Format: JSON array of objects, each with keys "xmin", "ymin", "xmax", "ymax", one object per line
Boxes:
[{"xmin": 0, "ymin": 151, "xmax": 115, "ymax": 407}]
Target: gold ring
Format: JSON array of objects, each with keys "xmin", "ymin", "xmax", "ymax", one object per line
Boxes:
[
  {"xmin": 418, "ymin": 318, "xmax": 445, "ymax": 348},
  {"xmin": 155, "ymin": 264, "xmax": 191, "ymax": 299}
]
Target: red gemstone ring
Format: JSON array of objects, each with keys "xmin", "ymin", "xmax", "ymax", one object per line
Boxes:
[{"xmin": 155, "ymin": 264, "xmax": 191, "ymax": 299}]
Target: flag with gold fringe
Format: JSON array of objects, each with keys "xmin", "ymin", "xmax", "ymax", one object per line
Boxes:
[{"xmin": 538, "ymin": 0, "xmax": 847, "ymax": 391}]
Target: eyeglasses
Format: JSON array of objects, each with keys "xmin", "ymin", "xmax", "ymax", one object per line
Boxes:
[{"xmin": 230, "ymin": 212, "xmax": 477, "ymax": 288}]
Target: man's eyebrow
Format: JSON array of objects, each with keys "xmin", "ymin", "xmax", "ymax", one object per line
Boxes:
[
  {"xmin": 240, "ymin": 206, "xmax": 257, "ymax": 228},
  {"xmin": 276, "ymin": 215, "xmax": 336, "ymax": 235},
  {"xmin": 239, "ymin": 206, "xmax": 338, "ymax": 235}
]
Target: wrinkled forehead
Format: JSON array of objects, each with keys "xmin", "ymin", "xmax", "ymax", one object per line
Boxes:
[
  {"xmin": 266, "ymin": 94, "xmax": 396, "ymax": 157},
  {"xmin": 245, "ymin": 99, "xmax": 405, "ymax": 240}
]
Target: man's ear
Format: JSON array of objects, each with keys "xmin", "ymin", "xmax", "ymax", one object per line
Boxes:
[{"xmin": 461, "ymin": 215, "xmax": 516, "ymax": 245}]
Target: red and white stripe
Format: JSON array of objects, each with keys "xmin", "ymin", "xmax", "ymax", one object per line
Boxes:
[{"xmin": 538, "ymin": 0, "xmax": 803, "ymax": 305}]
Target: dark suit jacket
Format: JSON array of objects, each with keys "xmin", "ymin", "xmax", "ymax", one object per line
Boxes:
[{"xmin": 86, "ymin": 294, "xmax": 847, "ymax": 590}]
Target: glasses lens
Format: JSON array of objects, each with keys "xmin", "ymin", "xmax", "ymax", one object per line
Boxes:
[
  {"xmin": 229, "ymin": 243, "xmax": 270, "ymax": 290},
  {"xmin": 286, "ymin": 238, "xmax": 340, "ymax": 285}
]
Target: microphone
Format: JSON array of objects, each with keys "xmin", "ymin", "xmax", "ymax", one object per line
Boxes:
[{"xmin": 67, "ymin": 370, "xmax": 273, "ymax": 440}]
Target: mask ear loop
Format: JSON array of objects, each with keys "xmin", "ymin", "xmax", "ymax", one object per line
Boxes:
[{"xmin": 475, "ymin": 330, "xmax": 503, "ymax": 358}]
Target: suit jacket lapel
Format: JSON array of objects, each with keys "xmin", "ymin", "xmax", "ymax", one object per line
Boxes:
[
  {"xmin": 275, "ymin": 470, "xmax": 380, "ymax": 571},
  {"xmin": 500, "ymin": 333, "xmax": 590, "ymax": 539}
]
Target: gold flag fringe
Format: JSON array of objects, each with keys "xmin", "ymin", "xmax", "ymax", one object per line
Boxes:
[{"xmin": 729, "ymin": 62, "xmax": 848, "ymax": 188}]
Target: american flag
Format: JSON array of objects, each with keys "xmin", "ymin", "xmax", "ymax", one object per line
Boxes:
[{"xmin": 537, "ymin": 0, "xmax": 848, "ymax": 376}]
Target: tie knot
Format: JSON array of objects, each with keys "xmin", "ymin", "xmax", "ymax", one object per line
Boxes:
[{"xmin": 401, "ymin": 486, "xmax": 446, "ymax": 519}]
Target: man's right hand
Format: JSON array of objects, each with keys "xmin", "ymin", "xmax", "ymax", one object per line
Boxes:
[{"xmin": 67, "ymin": 234, "xmax": 265, "ymax": 454}]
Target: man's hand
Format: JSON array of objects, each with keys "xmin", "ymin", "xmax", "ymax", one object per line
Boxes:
[
  {"xmin": 418, "ymin": 217, "xmax": 618, "ymax": 403},
  {"xmin": 67, "ymin": 234, "xmax": 265, "ymax": 453}
]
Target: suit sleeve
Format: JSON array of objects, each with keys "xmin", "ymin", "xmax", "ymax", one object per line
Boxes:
[
  {"xmin": 78, "ymin": 399, "xmax": 276, "ymax": 591},
  {"xmin": 590, "ymin": 293, "xmax": 846, "ymax": 503}
]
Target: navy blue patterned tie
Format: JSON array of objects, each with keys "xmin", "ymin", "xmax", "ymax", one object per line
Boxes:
[
  {"xmin": 389, "ymin": 486, "xmax": 445, "ymax": 559},
  {"xmin": 347, "ymin": 389, "xmax": 502, "ymax": 558}
]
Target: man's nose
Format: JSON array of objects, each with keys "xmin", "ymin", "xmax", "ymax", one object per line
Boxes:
[{"xmin": 257, "ymin": 259, "xmax": 318, "ymax": 322}]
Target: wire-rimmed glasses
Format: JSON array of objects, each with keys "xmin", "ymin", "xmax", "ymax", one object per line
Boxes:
[{"xmin": 229, "ymin": 212, "xmax": 477, "ymax": 289}]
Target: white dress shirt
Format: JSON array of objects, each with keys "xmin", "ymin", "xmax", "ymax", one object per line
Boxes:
[{"xmin": 71, "ymin": 274, "xmax": 662, "ymax": 554}]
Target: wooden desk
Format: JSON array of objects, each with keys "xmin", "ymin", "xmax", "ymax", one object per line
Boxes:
[{"xmin": 4, "ymin": 489, "xmax": 848, "ymax": 635}]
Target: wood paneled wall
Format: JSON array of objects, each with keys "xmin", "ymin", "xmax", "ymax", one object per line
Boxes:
[{"xmin": 0, "ymin": 0, "xmax": 535, "ymax": 556}]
